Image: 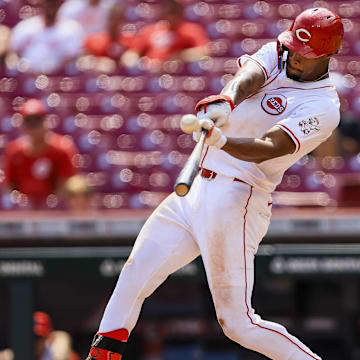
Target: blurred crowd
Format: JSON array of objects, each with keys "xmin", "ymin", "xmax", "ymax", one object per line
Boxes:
[
  {"xmin": 0, "ymin": 0, "xmax": 211, "ymax": 210},
  {"xmin": 0, "ymin": 0, "xmax": 359, "ymax": 210},
  {"xmin": 2, "ymin": 0, "xmax": 209, "ymax": 74},
  {"xmin": 0, "ymin": 311, "xmax": 79, "ymax": 360}
]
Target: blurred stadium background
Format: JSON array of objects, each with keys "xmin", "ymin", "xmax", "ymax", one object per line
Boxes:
[{"xmin": 1, "ymin": 0, "xmax": 360, "ymax": 359}]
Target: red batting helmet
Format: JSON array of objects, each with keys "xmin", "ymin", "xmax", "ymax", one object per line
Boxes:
[
  {"xmin": 278, "ymin": 7, "xmax": 344, "ymax": 59},
  {"xmin": 33, "ymin": 311, "xmax": 53, "ymax": 337},
  {"xmin": 20, "ymin": 99, "xmax": 46, "ymax": 117}
]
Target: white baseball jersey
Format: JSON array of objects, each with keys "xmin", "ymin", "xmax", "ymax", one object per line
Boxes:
[
  {"xmin": 201, "ymin": 41, "xmax": 340, "ymax": 193},
  {"xmin": 58, "ymin": 0, "xmax": 116, "ymax": 35},
  {"xmin": 10, "ymin": 16, "xmax": 84, "ymax": 74}
]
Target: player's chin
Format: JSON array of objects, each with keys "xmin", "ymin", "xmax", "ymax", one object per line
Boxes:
[{"xmin": 286, "ymin": 68, "xmax": 302, "ymax": 81}]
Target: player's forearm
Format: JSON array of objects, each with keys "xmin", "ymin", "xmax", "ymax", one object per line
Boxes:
[
  {"xmin": 222, "ymin": 137, "xmax": 281, "ymax": 163},
  {"xmin": 221, "ymin": 73, "xmax": 254, "ymax": 106},
  {"xmin": 220, "ymin": 63, "xmax": 265, "ymax": 106}
]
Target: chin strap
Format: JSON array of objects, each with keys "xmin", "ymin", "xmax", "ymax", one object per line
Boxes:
[{"xmin": 277, "ymin": 41, "xmax": 288, "ymax": 71}]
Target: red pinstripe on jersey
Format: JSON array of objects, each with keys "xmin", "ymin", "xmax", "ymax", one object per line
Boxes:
[
  {"xmin": 276, "ymin": 123, "xmax": 301, "ymax": 153},
  {"xmin": 238, "ymin": 55, "xmax": 269, "ymax": 80}
]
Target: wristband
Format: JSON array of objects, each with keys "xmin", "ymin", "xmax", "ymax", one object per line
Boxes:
[{"xmin": 195, "ymin": 95, "xmax": 235, "ymax": 113}]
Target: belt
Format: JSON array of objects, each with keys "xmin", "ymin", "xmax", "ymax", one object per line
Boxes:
[{"xmin": 200, "ymin": 168, "xmax": 247, "ymax": 184}]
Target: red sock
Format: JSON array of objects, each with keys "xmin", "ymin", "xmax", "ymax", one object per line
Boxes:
[{"xmin": 98, "ymin": 328, "xmax": 129, "ymax": 342}]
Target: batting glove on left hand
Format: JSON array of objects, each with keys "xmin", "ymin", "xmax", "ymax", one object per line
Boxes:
[
  {"xmin": 197, "ymin": 101, "xmax": 232, "ymax": 127},
  {"xmin": 193, "ymin": 118, "xmax": 227, "ymax": 149},
  {"xmin": 195, "ymin": 95, "xmax": 234, "ymax": 127}
]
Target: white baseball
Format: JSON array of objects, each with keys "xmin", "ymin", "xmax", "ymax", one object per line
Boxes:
[{"xmin": 180, "ymin": 114, "xmax": 198, "ymax": 134}]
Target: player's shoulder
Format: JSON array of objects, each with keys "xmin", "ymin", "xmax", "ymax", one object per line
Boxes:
[
  {"xmin": 138, "ymin": 21, "xmax": 162, "ymax": 35},
  {"xmin": 299, "ymin": 88, "xmax": 339, "ymax": 113},
  {"xmin": 258, "ymin": 41, "xmax": 277, "ymax": 53},
  {"xmin": 179, "ymin": 21, "xmax": 205, "ymax": 32},
  {"xmin": 58, "ymin": 0, "xmax": 83, "ymax": 15},
  {"xmin": 49, "ymin": 133, "xmax": 76, "ymax": 152},
  {"xmin": 12, "ymin": 15, "xmax": 43, "ymax": 34},
  {"xmin": 250, "ymin": 41, "xmax": 278, "ymax": 59},
  {"xmin": 295, "ymin": 95, "xmax": 340, "ymax": 129},
  {"xmin": 296, "ymin": 88, "xmax": 338, "ymax": 105},
  {"xmin": 238, "ymin": 41, "xmax": 278, "ymax": 79},
  {"xmin": 318, "ymin": 97, "xmax": 340, "ymax": 125},
  {"xmin": 57, "ymin": 18, "xmax": 83, "ymax": 34},
  {"xmin": 4, "ymin": 137, "xmax": 26, "ymax": 156}
]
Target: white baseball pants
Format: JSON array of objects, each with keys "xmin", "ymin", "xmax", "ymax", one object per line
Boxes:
[{"xmin": 99, "ymin": 174, "xmax": 321, "ymax": 360}]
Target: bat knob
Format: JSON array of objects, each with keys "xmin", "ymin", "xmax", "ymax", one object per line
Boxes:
[{"xmin": 174, "ymin": 183, "xmax": 189, "ymax": 197}]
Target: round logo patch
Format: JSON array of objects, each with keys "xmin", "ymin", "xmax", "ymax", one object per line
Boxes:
[{"xmin": 261, "ymin": 94, "xmax": 287, "ymax": 115}]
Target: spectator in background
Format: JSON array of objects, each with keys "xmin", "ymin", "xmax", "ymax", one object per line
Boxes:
[
  {"xmin": 64, "ymin": 174, "xmax": 93, "ymax": 211},
  {"xmin": 338, "ymin": 113, "xmax": 360, "ymax": 156},
  {"xmin": 121, "ymin": 0, "xmax": 209, "ymax": 70},
  {"xmin": 0, "ymin": 24, "xmax": 10, "ymax": 67},
  {"xmin": 58, "ymin": 0, "xmax": 115, "ymax": 35},
  {"xmin": 0, "ymin": 311, "xmax": 79, "ymax": 360},
  {"xmin": 83, "ymin": 3, "xmax": 132, "ymax": 60},
  {"xmin": 3, "ymin": 99, "xmax": 78, "ymax": 209},
  {"xmin": 33, "ymin": 311, "xmax": 80, "ymax": 360},
  {"xmin": 10, "ymin": 0, "xmax": 84, "ymax": 74}
]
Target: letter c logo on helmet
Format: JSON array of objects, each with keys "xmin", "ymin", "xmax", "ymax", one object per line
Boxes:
[{"xmin": 295, "ymin": 29, "xmax": 311, "ymax": 43}]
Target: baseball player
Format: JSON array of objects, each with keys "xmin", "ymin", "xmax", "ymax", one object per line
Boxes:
[{"xmin": 86, "ymin": 8, "xmax": 343, "ymax": 360}]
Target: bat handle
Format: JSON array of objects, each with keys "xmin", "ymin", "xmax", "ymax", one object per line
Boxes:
[
  {"xmin": 174, "ymin": 129, "xmax": 208, "ymax": 197},
  {"xmin": 197, "ymin": 127, "xmax": 209, "ymax": 142}
]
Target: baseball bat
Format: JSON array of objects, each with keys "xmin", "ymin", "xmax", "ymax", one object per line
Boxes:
[{"xmin": 174, "ymin": 129, "xmax": 208, "ymax": 197}]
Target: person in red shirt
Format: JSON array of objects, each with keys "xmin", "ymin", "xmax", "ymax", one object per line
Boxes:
[
  {"xmin": 3, "ymin": 99, "xmax": 77, "ymax": 209},
  {"xmin": 83, "ymin": 3, "xmax": 133, "ymax": 59},
  {"xmin": 0, "ymin": 311, "xmax": 80, "ymax": 360},
  {"xmin": 121, "ymin": 0, "xmax": 209, "ymax": 68}
]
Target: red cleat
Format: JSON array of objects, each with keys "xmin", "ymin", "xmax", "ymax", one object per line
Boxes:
[
  {"xmin": 86, "ymin": 346, "xmax": 122, "ymax": 360},
  {"xmin": 85, "ymin": 329, "xmax": 128, "ymax": 360}
]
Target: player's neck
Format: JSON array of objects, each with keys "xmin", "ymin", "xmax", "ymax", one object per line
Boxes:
[
  {"xmin": 298, "ymin": 71, "xmax": 329, "ymax": 83},
  {"xmin": 25, "ymin": 133, "xmax": 51, "ymax": 155},
  {"xmin": 44, "ymin": 15, "xmax": 57, "ymax": 27},
  {"xmin": 31, "ymin": 140, "xmax": 47, "ymax": 153},
  {"xmin": 299, "ymin": 60, "xmax": 330, "ymax": 82}
]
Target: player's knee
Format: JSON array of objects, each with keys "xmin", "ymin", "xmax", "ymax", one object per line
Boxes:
[
  {"xmin": 217, "ymin": 315, "xmax": 257, "ymax": 349},
  {"xmin": 218, "ymin": 315, "xmax": 243, "ymax": 341},
  {"xmin": 218, "ymin": 316, "xmax": 236, "ymax": 340}
]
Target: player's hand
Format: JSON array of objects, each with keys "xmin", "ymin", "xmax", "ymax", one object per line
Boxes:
[
  {"xmin": 197, "ymin": 101, "xmax": 232, "ymax": 127},
  {"xmin": 194, "ymin": 118, "xmax": 227, "ymax": 149}
]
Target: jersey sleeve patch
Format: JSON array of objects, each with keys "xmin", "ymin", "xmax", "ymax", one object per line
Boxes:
[
  {"xmin": 298, "ymin": 117, "xmax": 320, "ymax": 136},
  {"xmin": 275, "ymin": 99, "xmax": 340, "ymax": 156}
]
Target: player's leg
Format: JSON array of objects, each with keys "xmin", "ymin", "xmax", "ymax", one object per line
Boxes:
[
  {"xmin": 195, "ymin": 179, "xmax": 321, "ymax": 360},
  {"xmin": 86, "ymin": 193, "xmax": 200, "ymax": 360}
]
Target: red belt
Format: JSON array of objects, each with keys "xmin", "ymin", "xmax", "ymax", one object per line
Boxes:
[{"xmin": 200, "ymin": 168, "xmax": 247, "ymax": 184}]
